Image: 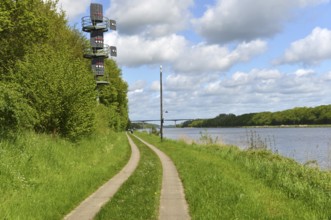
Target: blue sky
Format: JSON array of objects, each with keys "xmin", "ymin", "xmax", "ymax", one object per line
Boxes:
[{"xmin": 58, "ymin": 0, "xmax": 331, "ymax": 122}]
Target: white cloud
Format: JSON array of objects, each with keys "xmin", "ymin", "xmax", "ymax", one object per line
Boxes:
[
  {"xmin": 128, "ymin": 68, "xmax": 331, "ymax": 119},
  {"xmin": 166, "ymin": 74, "xmax": 200, "ymax": 91},
  {"xmin": 128, "ymin": 90, "xmax": 160, "ymax": 120},
  {"xmin": 299, "ymin": 0, "xmax": 329, "ymax": 7},
  {"xmin": 252, "ymin": 69, "xmax": 283, "ymax": 80},
  {"xmin": 209, "ymin": 68, "xmax": 323, "ymax": 98},
  {"xmin": 174, "ymin": 40, "xmax": 267, "ymax": 73},
  {"xmin": 151, "ymin": 81, "xmax": 160, "ymax": 91},
  {"xmin": 197, "ymin": 68, "xmax": 327, "ymax": 114},
  {"xmin": 57, "ymin": 0, "xmax": 90, "ymax": 19},
  {"xmin": 231, "ymin": 72, "xmax": 250, "ymax": 84},
  {"xmin": 325, "ymin": 72, "xmax": 331, "ymax": 81},
  {"xmin": 295, "ymin": 69, "xmax": 315, "ymax": 77},
  {"xmin": 277, "ymin": 27, "xmax": 331, "ymax": 65},
  {"xmin": 105, "ymin": 32, "xmax": 267, "ymax": 73},
  {"xmin": 105, "ymin": 33, "xmax": 187, "ymax": 67},
  {"xmin": 106, "ymin": 0, "xmax": 193, "ymax": 37},
  {"xmin": 129, "ymin": 80, "xmax": 146, "ymax": 92},
  {"xmin": 193, "ymin": 0, "xmax": 329, "ymax": 43}
]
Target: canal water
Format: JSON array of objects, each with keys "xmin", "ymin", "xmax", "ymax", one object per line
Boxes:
[{"xmin": 163, "ymin": 127, "xmax": 331, "ymax": 169}]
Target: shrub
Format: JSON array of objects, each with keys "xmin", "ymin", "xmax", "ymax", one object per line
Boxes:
[
  {"xmin": 0, "ymin": 82, "xmax": 37, "ymax": 139},
  {"xmin": 14, "ymin": 45, "xmax": 97, "ymax": 140}
]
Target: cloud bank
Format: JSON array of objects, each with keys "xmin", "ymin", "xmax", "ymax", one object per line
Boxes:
[
  {"xmin": 106, "ymin": 0, "xmax": 193, "ymax": 37},
  {"xmin": 193, "ymin": 0, "xmax": 329, "ymax": 44}
]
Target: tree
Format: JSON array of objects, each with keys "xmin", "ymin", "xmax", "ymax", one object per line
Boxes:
[
  {"xmin": 0, "ymin": 0, "xmax": 50, "ymax": 75},
  {"xmin": 0, "ymin": 0, "xmax": 130, "ymax": 139},
  {"xmin": 0, "ymin": 82, "xmax": 37, "ymax": 138},
  {"xmin": 316, "ymin": 105, "xmax": 331, "ymax": 124},
  {"xmin": 98, "ymin": 59, "xmax": 129, "ymax": 131},
  {"xmin": 14, "ymin": 45, "xmax": 96, "ymax": 139}
]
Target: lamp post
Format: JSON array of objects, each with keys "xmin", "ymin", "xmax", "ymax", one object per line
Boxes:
[{"xmin": 160, "ymin": 65, "xmax": 164, "ymax": 141}]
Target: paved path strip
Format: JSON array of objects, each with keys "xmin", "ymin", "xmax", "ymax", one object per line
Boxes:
[
  {"xmin": 64, "ymin": 134, "xmax": 140, "ymax": 220},
  {"xmin": 134, "ymin": 135, "xmax": 191, "ymax": 220}
]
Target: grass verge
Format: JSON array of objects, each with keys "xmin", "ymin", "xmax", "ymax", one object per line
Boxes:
[
  {"xmin": 0, "ymin": 130, "xmax": 130, "ymax": 219},
  {"xmin": 95, "ymin": 134, "xmax": 162, "ymax": 220},
  {"xmin": 136, "ymin": 132, "xmax": 331, "ymax": 219}
]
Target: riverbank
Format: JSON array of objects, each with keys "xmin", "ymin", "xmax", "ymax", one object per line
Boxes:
[
  {"xmin": 162, "ymin": 127, "xmax": 331, "ymax": 170},
  {"xmin": 2, "ymin": 130, "xmax": 330, "ymax": 219},
  {"xmin": 136, "ymin": 132, "xmax": 331, "ymax": 219},
  {"xmin": 243, "ymin": 124, "xmax": 331, "ymax": 128},
  {"xmin": 177, "ymin": 124, "xmax": 331, "ymax": 128}
]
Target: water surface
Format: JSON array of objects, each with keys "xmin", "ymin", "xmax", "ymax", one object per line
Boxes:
[{"xmin": 163, "ymin": 127, "xmax": 331, "ymax": 169}]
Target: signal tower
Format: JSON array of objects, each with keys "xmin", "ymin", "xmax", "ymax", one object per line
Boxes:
[{"xmin": 82, "ymin": 3, "xmax": 117, "ymax": 86}]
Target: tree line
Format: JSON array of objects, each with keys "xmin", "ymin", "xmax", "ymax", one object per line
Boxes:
[
  {"xmin": 0, "ymin": 0, "xmax": 128, "ymax": 140},
  {"xmin": 181, "ymin": 105, "xmax": 331, "ymax": 127}
]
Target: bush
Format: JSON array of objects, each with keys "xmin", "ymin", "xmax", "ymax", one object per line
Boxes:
[
  {"xmin": 0, "ymin": 82, "xmax": 37, "ymax": 139},
  {"xmin": 14, "ymin": 45, "xmax": 97, "ymax": 140}
]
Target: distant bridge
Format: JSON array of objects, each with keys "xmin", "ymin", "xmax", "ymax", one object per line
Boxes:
[{"xmin": 131, "ymin": 119, "xmax": 202, "ymax": 126}]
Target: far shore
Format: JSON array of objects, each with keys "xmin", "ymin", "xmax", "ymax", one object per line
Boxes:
[{"xmin": 176, "ymin": 124, "xmax": 331, "ymax": 128}]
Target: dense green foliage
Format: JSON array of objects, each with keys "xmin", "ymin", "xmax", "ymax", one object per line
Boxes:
[
  {"xmin": 95, "ymin": 134, "xmax": 162, "ymax": 220},
  {"xmin": 0, "ymin": 130, "xmax": 130, "ymax": 219},
  {"xmin": 182, "ymin": 105, "xmax": 331, "ymax": 127},
  {"xmin": 14, "ymin": 45, "xmax": 96, "ymax": 139},
  {"xmin": 0, "ymin": 0, "xmax": 129, "ymax": 139},
  {"xmin": 99, "ymin": 59, "xmax": 129, "ymax": 132},
  {"xmin": 0, "ymin": 82, "xmax": 37, "ymax": 138},
  {"xmin": 0, "ymin": 0, "xmax": 50, "ymax": 73},
  {"xmin": 136, "ymin": 133, "xmax": 331, "ymax": 219}
]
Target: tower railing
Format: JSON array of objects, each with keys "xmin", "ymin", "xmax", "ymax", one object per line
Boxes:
[
  {"xmin": 83, "ymin": 45, "xmax": 110, "ymax": 58},
  {"xmin": 82, "ymin": 16, "xmax": 109, "ymax": 32}
]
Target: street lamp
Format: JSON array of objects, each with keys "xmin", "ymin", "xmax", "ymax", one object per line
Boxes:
[{"xmin": 160, "ymin": 65, "xmax": 164, "ymax": 141}]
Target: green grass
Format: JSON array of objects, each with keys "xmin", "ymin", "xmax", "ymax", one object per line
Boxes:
[
  {"xmin": 136, "ymin": 132, "xmax": 331, "ymax": 219},
  {"xmin": 95, "ymin": 134, "xmax": 162, "ymax": 220},
  {"xmin": 0, "ymin": 130, "xmax": 130, "ymax": 219}
]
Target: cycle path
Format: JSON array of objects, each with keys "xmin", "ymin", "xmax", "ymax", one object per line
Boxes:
[
  {"xmin": 134, "ymin": 135, "xmax": 191, "ymax": 220},
  {"xmin": 64, "ymin": 134, "xmax": 140, "ymax": 220}
]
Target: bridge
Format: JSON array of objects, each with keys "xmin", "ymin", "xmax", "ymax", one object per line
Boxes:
[{"xmin": 131, "ymin": 119, "xmax": 197, "ymax": 127}]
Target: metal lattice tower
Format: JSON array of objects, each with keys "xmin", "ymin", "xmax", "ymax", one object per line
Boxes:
[{"xmin": 82, "ymin": 3, "xmax": 117, "ymax": 86}]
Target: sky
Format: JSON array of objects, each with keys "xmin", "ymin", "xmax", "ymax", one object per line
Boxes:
[{"xmin": 57, "ymin": 0, "xmax": 331, "ymax": 122}]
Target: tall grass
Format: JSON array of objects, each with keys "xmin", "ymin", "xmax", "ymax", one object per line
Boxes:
[
  {"xmin": 95, "ymin": 134, "xmax": 162, "ymax": 220},
  {"xmin": 0, "ymin": 130, "xmax": 130, "ymax": 219},
  {"xmin": 233, "ymin": 149, "xmax": 331, "ymax": 215},
  {"xmin": 136, "ymin": 132, "xmax": 331, "ymax": 219}
]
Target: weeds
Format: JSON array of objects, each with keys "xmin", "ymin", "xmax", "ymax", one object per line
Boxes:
[
  {"xmin": 328, "ymin": 141, "xmax": 331, "ymax": 170},
  {"xmin": 136, "ymin": 132, "xmax": 331, "ymax": 219},
  {"xmin": 245, "ymin": 129, "xmax": 276, "ymax": 151},
  {"xmin": 178, "ymin": 134, "xmax": 195, "ymax": 145},
  {"xmin": 150, "ymin": 127, "xmax": 160, "ymax": 136},
  {"xmin": 246, "ymin": 130, "xmax": 266, "ymax": 150},
  {"xmin": 198, "ymin": 129, "xmax": 222, "ymax": 145}
]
